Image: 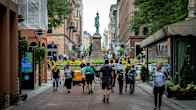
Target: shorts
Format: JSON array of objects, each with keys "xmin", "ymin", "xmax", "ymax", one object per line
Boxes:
[
  {"xmin": 64, "ymin": 78, "xmax": 72, "ymax": 89},
  {"xmin": 85, "ymin": 74, "xmax": 94, "ymax": 85},
  {"xmin": 102, "ymin": 78, "xmax": 112, "ymax": 90}
]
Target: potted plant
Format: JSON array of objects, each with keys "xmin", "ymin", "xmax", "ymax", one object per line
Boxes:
[{"xmin": 165, "ymin": 80, "xmax": 175, "ymax": 98}]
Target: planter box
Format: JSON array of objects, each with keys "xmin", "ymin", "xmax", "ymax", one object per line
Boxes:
[{"xmin": 167, "ymin": 88, "xmax": 196, "ymax": 98}]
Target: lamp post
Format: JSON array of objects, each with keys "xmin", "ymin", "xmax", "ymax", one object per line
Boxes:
[
  {"xmin": 68, "ymin": 21, "xmax": 75, "ymax": 57},
  {"xmin": 35, "ymin": 29, "xmax": 43, "ymax": 86}
]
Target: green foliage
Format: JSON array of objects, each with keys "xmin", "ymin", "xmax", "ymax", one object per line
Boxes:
[
  {"xmin": 35, "ymin": 47, "xmax": 46, "ymax": 64},
  {"xmin": 180, "ymin": 64, "xmax": 194, "ymax": 87},
  {"xmin": 130, "ymin": 0, "xmax": 188, "ymax": 34},
  {"xmin": 19, "ymin": 39, "xmax": 28, "ymax": 55},
  {"xmin": 118, "ymin": 47, "xmax": 125, "ymax": 56},
  {"xmin": 91, "ymin": 59, "xmax": 104, "ymax": 65},
  {"xmin": 48, "ymin": 0, "xmax": 71, "ymax": 29},
  {"xmin": 166, "ymin": 80, "xmax": 175, "ymax": 88}
]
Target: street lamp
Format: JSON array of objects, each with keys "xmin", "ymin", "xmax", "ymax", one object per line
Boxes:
[
  {"xmin": 35, "ymin": 29, "xmax": 44, "ymax": 86},
  {"xmin": 68, "ymin": 21, "xmax": 75, "ymax": 57}
]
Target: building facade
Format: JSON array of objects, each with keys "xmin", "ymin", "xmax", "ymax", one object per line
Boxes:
[
  {"xmin": 0, "ymin": 0, "xmax": 18, "ymax": 108},
  {"xmin": 140, "ymin": 0, "xmax": 196, "ymax": 84},
  {"xmin": 47, "ymin": 0, "xmax": 83, "ymax": 58},
  {"xmin": 117, "ymin": 0, "xmax": 135, "ymax": 44},
  {"xmin": 18, "ymin": 0, "xmax": 48, "ymax": 47},
  {"xmin": 108, "ymin": 4, "xmax": 117, "ymax": 50},
  {"xmin": 102, "ymin": 30, "xmax": 109, "ymax": 50},
  {"xmin": 82, "ymin": 31, "xmax": 92, "ymax": 51},
  {"xmin": 18, "ymin": 0, "xmax": 48, "ymax": 88}
]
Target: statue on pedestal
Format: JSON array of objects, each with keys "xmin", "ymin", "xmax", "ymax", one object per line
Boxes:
[
  {"xmin": 95, "ymin": 12, "xmax": 100, "ymax": 34},
  {"xmin": 91, "ymin": 12, "xmax": 102, "ymax": 58}
]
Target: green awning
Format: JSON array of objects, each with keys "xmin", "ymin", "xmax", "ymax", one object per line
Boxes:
[{"xmin": 140, "ymin": 18, "xmax": 196, "ymax": 48}]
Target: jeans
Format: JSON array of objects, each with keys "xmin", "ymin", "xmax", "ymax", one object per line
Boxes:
[{"xmin": 53, "ymin": 78, "xmax": 59, "ymax": 88}]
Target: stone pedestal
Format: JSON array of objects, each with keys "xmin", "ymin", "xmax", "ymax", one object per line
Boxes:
[{"xmin": 91, "ymin": 33, "xmax": 103, "ymax": 58}]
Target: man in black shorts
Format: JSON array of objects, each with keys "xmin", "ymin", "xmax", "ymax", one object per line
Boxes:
[{"xmin": 100, "ymin": 60, "xmax": 113, "ymax": 103}]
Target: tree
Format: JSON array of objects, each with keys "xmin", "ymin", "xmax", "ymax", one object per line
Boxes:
[
  {"xmin": 48, "ymin": 0, "xmax": 71, "ymax": 29},
  {"xmin": 130, "ymin": 0, "xmax": 188, "ymax": 35}
]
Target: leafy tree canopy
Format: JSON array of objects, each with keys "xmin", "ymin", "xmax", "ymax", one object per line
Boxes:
[
  {"xmin": 48, "ymin": 0, "xmax": 71, "ymax": 29},
  {"xmin": 130, "ymin": 0, "xmax": 188, "ymax": 35}
]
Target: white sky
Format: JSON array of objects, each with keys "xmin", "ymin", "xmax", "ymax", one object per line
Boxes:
[{"xmin": 83, "ymin": 0, "xmax": 117, "ymax": 36}]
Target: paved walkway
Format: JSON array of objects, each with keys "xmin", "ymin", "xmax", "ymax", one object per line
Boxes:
[
  {"xmin": 137, "ymin": 82, "xmax": 196, "ymax": 110},
  {"xmin": 22, "ymin": 83, "xmax": 51, "ymax": 99},
  {"xmin": 11, "ymin": 82, "xmax": 175, "ymax": 110}
]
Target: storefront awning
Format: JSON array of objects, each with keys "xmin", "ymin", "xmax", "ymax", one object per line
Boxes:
[{"xmin": 140, "ymin": 18, "xmax": 196, "ymax": 48}]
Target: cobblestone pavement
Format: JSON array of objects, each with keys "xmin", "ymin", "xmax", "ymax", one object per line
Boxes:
[{"xmin": 11, "ymin": 81, "xmax": 175, "ymax": 110}]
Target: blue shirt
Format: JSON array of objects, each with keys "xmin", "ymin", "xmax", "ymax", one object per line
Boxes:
[{"xmin": 153, "ymin": 71, "xmax": 166, "ymax": 87}]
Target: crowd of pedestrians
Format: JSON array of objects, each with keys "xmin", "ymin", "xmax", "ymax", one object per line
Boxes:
[{"xmin": 48, "ymin": 59, "xmax": 167, "ymax": 109}]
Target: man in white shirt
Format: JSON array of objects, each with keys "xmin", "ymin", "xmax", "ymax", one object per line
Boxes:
[{"xmin": 153, "ymin": 64, "xmax": 166, "ymax": 110}]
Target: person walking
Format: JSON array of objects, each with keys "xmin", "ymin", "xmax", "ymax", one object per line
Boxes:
[
  {"xmin": 52, "ymin": 66, "xmax": 60, "ymax": 91},
  {"xmin": 126, "ymin": 65, "xmax": 137, "ymax": 94},
  {"xmin": 80, "ymin": 63, "xmax": 86, "ymax": 93},
  {"xmin": 64, "ymin": 65, "xmax": 73, "ymax": 94},
  {"xmin": 125, "ymin": 60, "xmax": 132, "ymax": 92},
  {"xmin": 84, "ymin": 63, "xmax": 95, "ymax": 94},
  {"xmin": 153, "ymin": 64, "xmax": 166, "ymax": 110},
  {"xmin": 100, "ymin": 60, "xmax": 113, "ymax": 103},
  {"xmin": 114, "ymin": 60, "xmax": 124, "ymax": 94},
  {"xmin": 109, "ymin": 60, "xmax": 115, "ymax": 92}
]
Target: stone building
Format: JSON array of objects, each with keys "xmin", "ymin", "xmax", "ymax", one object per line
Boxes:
[
  {"xmin": 82, "ymin": 31, "xmax": 92, "ymax": 51},
  {"xmin": 116, "ymin": 0, "xmax": 145, "ymax": 58},
  {"xmin": 0, "ymin": 0, "xmax": 18, "ymax": 108},
  {"xmin": 117, "ymin": 0, "xmax": 135, "ymax": 44},
  {"xmin": 108, "ymin": 4, "xmax": 117, "ymax": 50},
  {"xmin": 47, "ymin": 0, "xmax": 83, "ymax": 58}
]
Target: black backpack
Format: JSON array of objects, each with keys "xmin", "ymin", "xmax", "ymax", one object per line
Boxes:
[{"xmin": 117, "ymin": 70, "xmax": 124, "ymax": 80}]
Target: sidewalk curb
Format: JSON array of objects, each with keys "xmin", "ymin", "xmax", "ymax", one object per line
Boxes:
[
  {"xmin": 24, "ymin": 84, "xmax": 51, "ymax": 99},
  {"xmin": 137, "ymin": 83, "xmax": 194, "ymax": 110},
  {"xmin": 5, "ymin": 84, "xmax": 51, "ymax": 110}
]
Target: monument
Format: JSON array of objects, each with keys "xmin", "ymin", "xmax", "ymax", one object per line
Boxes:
[{"xmin": 91, "ymin": 12, "xmax": 102, "ymax": 57}]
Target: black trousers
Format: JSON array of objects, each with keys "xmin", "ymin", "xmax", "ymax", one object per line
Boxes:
[
  {"xmin": 118, "ymin": 79, "xmax": 124, "ymax": 94},
  {"xmin": 153, "ymin": 86, "xmax": 165, "ymax": 108}
]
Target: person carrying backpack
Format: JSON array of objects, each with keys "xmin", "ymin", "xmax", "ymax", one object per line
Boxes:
[
  {"xmin": 125, "ymin": 60, "xmax": 132, "ymax": 92},
  {"xmin": 153, "ymin": 64, "xmax": 166, "ymax": 110},
  {"xmin": 84, "ymin": 63, "xmax": 95, "ymax": 94},
  {"xmin": 114, "ymin": 60, "xmax": 124, "ymax": 94},
  {"xmin": 100, "ymin": 60, "xmax": 113, "ymax": 103},
  {"xmin": 126, "ymin": 65, "xmax": 137, "ymax": 94}
]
